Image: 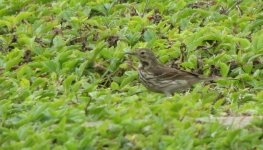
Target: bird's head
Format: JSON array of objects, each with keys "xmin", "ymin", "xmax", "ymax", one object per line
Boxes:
[{"xmin": 126, "ymin": 48, "xmax": 159, "ymax": 68}]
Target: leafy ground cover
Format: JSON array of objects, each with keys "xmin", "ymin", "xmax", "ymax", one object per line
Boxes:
[{"xmin": 0, "ymin": 0, "xmax": 263, "ymax": 149}]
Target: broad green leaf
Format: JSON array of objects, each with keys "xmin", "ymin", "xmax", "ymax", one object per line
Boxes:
[
  {"xmin": 77, "ymin": 60, "xmax": 89, "ymax": 77},
  {"xmin": 110, "ymin": 82, "xmax": 119, "ymax": 90},
  {"xmin": 242, "ymin": 63, "xmax": 253, "ymax": 74},
  {"xmin": 252, "ymin": 30, "xmax": 263, "ymax": 51},
  {"xmin": 61, "ymin": 59, "xmax": 78, "ymax": 72},
  {"xmin": 63, "ymin": 74, "xmax": 76, "ymax": 92},
  {"xmin": 31, "ymin": 78, "xmax": 47, "ymax": 89},
  {"xmin": 0, "ymin": 20, "xmax": 12, "ymax": 30},
  {"xmin": 143, "ymin": 29, "xmax": 157, "ymax": 42},
  {"xmin": 20, "ymin": 78, "xmax": 30, "ymax": 89},
  {"xmin": 15, "ymin": 12, "xmax": 33, "ymax": 23},
  {"xmin": 5, "ymin": 57, "xmax": 22, "ymax": 71},
  {"xmin": 0, "ymin": 1, "xmax": 263, "ymax": 149},
  {"xmin": 120, "ymin": 71, "xmax": 137, "ymax": 88},
  {"xmin": 53, "ymin": 36, "xmax": 66, "ymax": 48},
  {"xmin": 43, "ymin": 60, "xmax": 60, "ymax": 73},
  {"xmin": 219, "ymin": 62, "xmax": 229, "ymax": 77},
  {"xmin": 72, "ymin": 80, "xmax": 83, "ymax": 92},
  {"xmin": 213, "ymin": 98, "xmax": 225, "ymax": 109}
]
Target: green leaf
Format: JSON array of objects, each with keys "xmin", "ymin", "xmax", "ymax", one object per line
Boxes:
[
  {"xmin": 20, "ymin": 78, "xmax": 30, "ymax": 89},
  {"xmin": 0, "ymin": 20, "xmax": 12, "ymax": 30},
  {"xmin": 57, "ymin": 50, "xmax": 72, "ymax": 63},
  {"xmin": 61, "ymin": 59, "xmax": 78, "ymax": 72},
  {"xmin": 43, "ymin": 60, "xmax": 60, "ymax": 73},
  {"xmin": 100, "ymin": 48, "xmax": 113, "ymax": 59},
  {"xmin": 234, "ymin": 38, "xmax": 250, "ymax": 50},
  {"xmin": 242, "ymin": 63, "xmax": 253, "ymax": 74},
  {"xmin": 256, "ymin": 91, "xmax": 263, "ymax": 100},
  {"xmin": 213, "ymin": 98, "xmax": 225, "ymax": 109},
  {"xmin": 31, "ymin": 78, "xmax": 47, "ymax": 89},
  {"xmin": 15, "ymin": 12, "xmax": 33, "ymax": 23},
  {"xmin": 63, "ymin": 74, "xmax": 76, "ymax": 92},
  {"xmin": 143, "ymin": 29, "xmax": 157, "ymax": 42},
  {"xmin": 252, "ymin": 30, "xmax": 263, "ymax": 51},
  {"xmin": 53, "ymin": 36, "xmax": 66, "ymax": 48},
  {"xmin": 110, "ymin": 82, "xmax": 119, "ymax": 90},
  {"xmin": 181, "ymin": 54, "xmax": 197, "ymax": 69},
  {"xmin": 4, "ymin": 48, "xmax": 23, "ymax": 70},
  {"xmin": 120, "ymin": 71, "xmax": 137, "ymax": 88},
  {"xmin": 125, "ymin": 31, "xmax": 141, "ymax": 46},
  {"xmin": 5, "ymin": 57, "xmax": 22, "ymax": 70},
  {"xmin": 219, "ymin": 62, "xmax": 229, "ymax": 77},
  {"xmin": 72, "ymin": 80, "xmax": 83, "ymax": 92},
  {"xmin": 77, "ymin": 60, "xmax": 89, "ymax": 77}
]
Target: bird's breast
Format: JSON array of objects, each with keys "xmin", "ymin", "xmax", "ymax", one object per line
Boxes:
[
  {"xmin": 138, "ymin": 69, "xmax": 160, "ymax": 91},
  {"xmin": 138, "ymin": 68, "xmax": 190, "ymax": 93}
]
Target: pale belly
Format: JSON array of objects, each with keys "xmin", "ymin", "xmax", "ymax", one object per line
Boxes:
[{"xmin": 138, "ymin": 69, "xmax": 189, "ymax": 93}]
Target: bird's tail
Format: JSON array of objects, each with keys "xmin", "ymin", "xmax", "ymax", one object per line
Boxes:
[{"xmin": 201, "ymin": 76, "xmax": 237, "ymax": 81}]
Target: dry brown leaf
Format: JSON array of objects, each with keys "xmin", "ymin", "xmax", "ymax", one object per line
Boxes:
[{"xmin": 196, "ymin": 116, "xmax": 263, "ymax": 128}]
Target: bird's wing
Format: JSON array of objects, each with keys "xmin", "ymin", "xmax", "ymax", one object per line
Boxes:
[{"xmin": 151, "ymin": 65, "xmax": 201, "ymax": 81}]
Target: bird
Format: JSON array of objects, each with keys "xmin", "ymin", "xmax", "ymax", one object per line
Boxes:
[{"xmin": 126, "ymin": 48, "xmax": 216, "ymax": 96}]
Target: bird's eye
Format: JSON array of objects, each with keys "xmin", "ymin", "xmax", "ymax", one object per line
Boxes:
[{"xmin": 140, "ymin": 51, "xmax": 145, "ymax": 55}]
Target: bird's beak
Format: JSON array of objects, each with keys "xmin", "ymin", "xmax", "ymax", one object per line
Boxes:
[{"xmin": 125, "ymin": 51, "xmax": 136, "ymax": 55}]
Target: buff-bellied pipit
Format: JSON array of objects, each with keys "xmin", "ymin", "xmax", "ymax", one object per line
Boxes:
[{"xmin": 127, "ymin": 48, "xmax": 216, "ymax": 96}]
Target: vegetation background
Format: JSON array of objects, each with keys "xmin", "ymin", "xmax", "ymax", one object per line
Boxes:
[{"xmin": 0, "ymin": 0, "xmax": 262, "ymax": 149}]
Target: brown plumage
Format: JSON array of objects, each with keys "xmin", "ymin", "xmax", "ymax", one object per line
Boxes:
[{"xmin": 127, "ymin": 48, "xmax": 215, "ymax": 96}]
